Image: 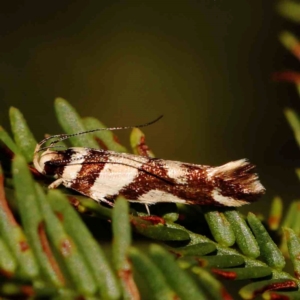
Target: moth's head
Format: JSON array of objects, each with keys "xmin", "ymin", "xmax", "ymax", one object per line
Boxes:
[
  {"xmin": 33, "ymin": 131, "xmax": 69, "ymax": 175},
  {"xmin": 33, "ymin": 147, "xmax": 63, "ymax": 175}
]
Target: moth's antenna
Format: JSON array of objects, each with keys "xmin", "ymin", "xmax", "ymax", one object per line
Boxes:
[
  {"xmin": 34, "ymin": 115, "xmax": 163, "ymax": 154},
  {"xmin": 57, "ymin": 114, "xmax": 163, "ymax": 144}
]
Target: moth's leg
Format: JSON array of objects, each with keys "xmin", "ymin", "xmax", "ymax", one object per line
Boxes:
[
  {"xmin": 48, "ymin": 178, "xmax": 64, "ymax": 189},
  {"xmin": 145, "ymin": 204, "xmax": 150, "ymax": 215},
  {"xmin": 100, "ymin": 197, "xmax": 115, "ymax": 207},
  {"xmin": 102, "ymin": 195, "xmax": 151, "ymax": 214}
]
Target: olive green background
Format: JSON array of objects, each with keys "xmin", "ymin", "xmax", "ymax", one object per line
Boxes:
[{"xmin": 0, "ymin": 1, "xmax": 299, "ymax": 211}]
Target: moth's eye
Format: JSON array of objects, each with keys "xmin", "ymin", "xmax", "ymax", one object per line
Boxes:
[
  {"xmin": 45, "ymin": 160, "xmax": 62, "ymax": 167},
  {"xmin": 43, "ymin": 159, "xmax": 65, "ymax": 176}
]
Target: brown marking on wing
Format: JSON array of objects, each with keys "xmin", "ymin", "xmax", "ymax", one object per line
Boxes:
[
  {"xmin": 120, "ymin": 159, "xmax": 264, "ymax": 206},
  {"xmin": 120, "ymin": 161, "xmax": 217, "ymax": 205},
  {"xmin": 205, "ymin": 162, "xmax": 265, "ymax": 203},
  {"xmin": 119, "ymin": 159, "xmax": 173, "ymax": 200},
  {"xmin": 44, "ymin": 148, "xmax": 76, "ymax": 176},
  {"xmin": 70, "ymin": 150, "xmax": 109, "ymax": 196}
]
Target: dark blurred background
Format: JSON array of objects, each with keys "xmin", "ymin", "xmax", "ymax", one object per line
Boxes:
[{"xmin": 1, "ymin": 1, "xmax": 300, "ymax": 212}]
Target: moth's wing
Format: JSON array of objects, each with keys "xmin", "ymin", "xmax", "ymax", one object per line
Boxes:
[
  {"xmin": 102, "ymin": 152, "xmax": 183, "ymax": 185},
  {"xmin": 77, "ymin": 154, "xmax": 176, "ymax": 202},
  {"xmin": 47, "ymin": 150, "xmax": 189, "ymax": 185},
  {"xmin": 45, "ymin": 150, "xmax": 191, "ymax": 204}
]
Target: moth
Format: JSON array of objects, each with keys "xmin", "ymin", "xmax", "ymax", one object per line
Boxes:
[{"xmin": 33, "ymin": 117, "xmax": 265, "ymax": 207}]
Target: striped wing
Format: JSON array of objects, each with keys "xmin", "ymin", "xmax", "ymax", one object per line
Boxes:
[
  {"xmin": 46, "ymin": 148, "xmax": 171, "ymax": 202},
  {"xmin": 46, "ymin": 148, "xmax": 265, "ymax": 207}
]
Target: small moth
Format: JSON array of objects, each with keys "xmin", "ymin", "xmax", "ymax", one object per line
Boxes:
[{"xmin": 33, "ymin": 117, "xmax": 265, "ymax": 207}]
